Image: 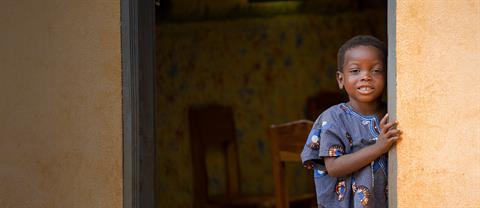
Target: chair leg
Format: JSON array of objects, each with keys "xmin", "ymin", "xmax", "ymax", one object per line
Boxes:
[{"xmin": 272, "ymin": 162, "xmax": 289, "ymax": 208}]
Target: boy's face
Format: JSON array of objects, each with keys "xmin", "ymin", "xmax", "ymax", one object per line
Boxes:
[{"xmin": 336, "ymin": 45, "xmax": 385, "ymax": 105}]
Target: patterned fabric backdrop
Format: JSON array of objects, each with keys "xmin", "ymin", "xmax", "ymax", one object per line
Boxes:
[{"xmin": 156, "ymin": 10, "xmax": 386, "ymax": 207}]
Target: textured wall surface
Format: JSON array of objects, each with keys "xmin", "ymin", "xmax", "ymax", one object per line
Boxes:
[
  {"xmin": 0, "ymin": 1, "xmax": 122, "ymax": 207},
  {"xmin": 156, "ymin": 10, "xmax": 386, "ymax": 207},
  {"xmin": 396, "ymin": 1, "xmax": 480, "ymax": 207}
]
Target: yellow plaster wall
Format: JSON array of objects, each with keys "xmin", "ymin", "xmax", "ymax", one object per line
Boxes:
[
  {"xmin": 0, "ymin": 1, "xmax": 122, "ymax": 207},
  {"xmin": 396, "ymin": 1, "xmax": 480, "ymax": 207}
]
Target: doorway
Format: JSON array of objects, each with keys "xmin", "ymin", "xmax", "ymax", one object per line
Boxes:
[{"xmin": 121, "ymin": 0, "xmax": 397, "ymax": 207}]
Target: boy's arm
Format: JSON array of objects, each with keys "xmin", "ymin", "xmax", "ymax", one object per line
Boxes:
[
  {"xmin": 324, "ymin": 143, "xmax": 385, "ymax": 177},
  {"xmin": 324, "ymin": 114, "xmax": 401, "ymax": 177}
]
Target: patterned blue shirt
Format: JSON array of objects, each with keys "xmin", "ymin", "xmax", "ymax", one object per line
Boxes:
[{"xmin": 301, "ymin": 103, "xmax": 388, "ymax": 208}]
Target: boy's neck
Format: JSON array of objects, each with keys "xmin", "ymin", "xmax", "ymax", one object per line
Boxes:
[{"xmin": 347, "ymin": 100, "xmax": 385, "ymax": 117}]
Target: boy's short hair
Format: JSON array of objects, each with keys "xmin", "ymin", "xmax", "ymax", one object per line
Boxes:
[{"xmin": 337, "ymin": 35, "xmax": 387, "ymax": 71}]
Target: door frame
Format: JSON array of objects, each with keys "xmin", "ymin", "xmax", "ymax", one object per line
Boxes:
[
  {"xmin": 121, "ymin": 0, "xmax": 156, "ymax": 208},
  {"xmin": 387, "ymin": 0, "xmax": 397, "ymax": 207}
]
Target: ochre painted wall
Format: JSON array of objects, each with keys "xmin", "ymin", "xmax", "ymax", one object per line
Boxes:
[
  {"xmin": 396, "ymin": 1, "xmax": 480, "ymax": 207},
  {"xmin": 0, "ymin": 1, "xmax": 122, "ymax": 207},
  {"xmin": 156, "ymin": 10, "xmax": 386, "ymax": 207}
]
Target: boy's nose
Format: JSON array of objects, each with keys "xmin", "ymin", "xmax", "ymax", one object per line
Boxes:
[{"xmin": 361, "ymin": 73, "xmax": 372, "ymax": 81}]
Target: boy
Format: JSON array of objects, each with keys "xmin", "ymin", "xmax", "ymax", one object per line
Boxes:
[{"xmin": 301, "ymin": 35, "xmax": 402, "ymax": 208}]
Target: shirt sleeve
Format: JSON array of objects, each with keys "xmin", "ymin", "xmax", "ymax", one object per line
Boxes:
[
  {"xmin": 300, "ymin": 120, "xmax": 322, "ymax": 165},
  {"xmin": 318, "ymin": 120, "xmax": 346, "ymax": 158}
]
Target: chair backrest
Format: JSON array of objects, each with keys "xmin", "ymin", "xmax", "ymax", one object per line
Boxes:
[
  {"xmin": 268, "ymin": 120, "xmax": 314, "ymax": 208},
  {"xmin": 188, "ymin": 105, "xmax": 240, "ymax": 207}
]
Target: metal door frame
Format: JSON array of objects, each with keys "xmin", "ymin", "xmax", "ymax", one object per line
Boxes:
[
  {"xmin": 121, "ymin": 0, "xmax": 156, "ymax": 207},
  {"xmin": 387, "ymin": 0, "xmax": 397, "ymax": 207}
]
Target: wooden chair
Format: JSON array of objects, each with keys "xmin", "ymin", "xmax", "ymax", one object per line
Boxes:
[
  {"xmin": 268, "ymin": 120, "xmax": 317, "ymax": 208},
  {"xmin": 189, "ymin": 105, "xmax": 275, "ymax": 208}
]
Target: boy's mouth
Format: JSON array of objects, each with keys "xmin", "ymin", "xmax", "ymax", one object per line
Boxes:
[{"xmin": 357, "ymin": 86, "xmax": 375, "ymax": 94}]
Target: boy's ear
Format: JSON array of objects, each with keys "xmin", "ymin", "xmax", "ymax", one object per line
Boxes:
[{"xmin": 336, "ymin": 71, "xmax": 344, "ymax": 90}]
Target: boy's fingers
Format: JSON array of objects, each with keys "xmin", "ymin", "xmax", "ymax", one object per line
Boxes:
[
  {"xmin": 388, "ymin": 136, "xmax": 399, "ymax": 142},
  {"xmin": 389, "ymin": 135, "xmax": 403, "ymax": 142},
  {"xmin": 384, "ymin": 122, "xmax": 394, "ymax": 130},
  {"xmin": 386, "ymin": 129, "xmax": 401, "ymax": 137},
  {"xmin": 380, "ymin": 113, "xmax": 389, "ymax": 127},
  {"xmin": 382, "ymin": 121, "xmax": 397, "ymax": 133},
  {"xmin": 391, "ymin": 121, "xmax": 399, "ymax": 129}
]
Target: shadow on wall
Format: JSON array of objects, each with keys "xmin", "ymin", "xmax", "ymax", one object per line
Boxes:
[{"xmin": 155, "ymin": 0, "xmax": 386, "ymax": 207}]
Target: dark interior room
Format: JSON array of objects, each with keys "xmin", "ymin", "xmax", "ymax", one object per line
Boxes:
[{"xmin": 155, "ymin": 0, "xmax": 387, "ymax": 207}]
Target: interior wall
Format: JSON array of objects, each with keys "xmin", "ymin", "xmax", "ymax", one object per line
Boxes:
[
  {"xmin": 396, "ymin": 1, "xmax": 480, "ymax": 207},
  {"xmin": 167, "ymin": 0, "xmax": 245, "ymax": 17},
  {"xmin": 0, "ymin": 1, "xmax": 122, "ymax": 207},
  {"xmin": 156, "ymin": 9, "xmax": 386, "ymax": 207}
]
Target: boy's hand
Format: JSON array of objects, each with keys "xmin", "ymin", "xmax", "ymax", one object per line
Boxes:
[{"xmin": 376, "ymin": 113, "xmax": 402, "ymax": 153}]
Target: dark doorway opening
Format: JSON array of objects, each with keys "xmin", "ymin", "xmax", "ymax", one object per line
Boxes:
[{"xmin": 122, "ymin": 0, "xmax": 397, "ymax": 207}]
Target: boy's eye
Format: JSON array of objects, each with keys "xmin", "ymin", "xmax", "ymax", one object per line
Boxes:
[
  {"xmin": 372, "ymin": 68, "xmax": 384, "ymax": 73},
  {"xmin": 350, "ymin": 69, "xmax": 360, "ymax": 73}
]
